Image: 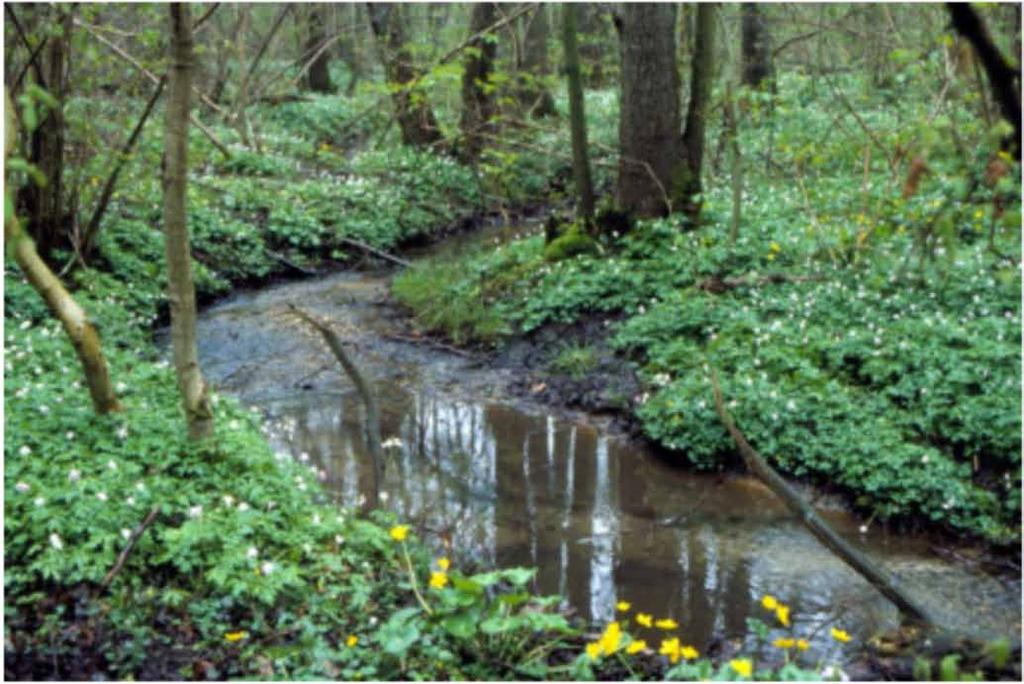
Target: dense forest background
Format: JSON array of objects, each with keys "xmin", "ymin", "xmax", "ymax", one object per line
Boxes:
[{"xmin": 4, "ymin": 2, "xmax": 1022, "ymax": 681}]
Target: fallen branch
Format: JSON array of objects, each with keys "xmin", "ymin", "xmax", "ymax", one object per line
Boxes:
[
  {"xmin": 339, "ymin": 237, "xmax": 411, "ymax": 268},
  {"xmin": 100, "ymin": 505, "xmax": 160, "ymax": 590},
  {"xmin": 382, "ymin": 332, "xmax": 477, "ymax": 359},
  {"xmin": 697, "ymin": 272, "xmax": 823, "ymax": 294},
  {"xmin": 289, "ymin": 306, "xmax": 383, "ymax": 510},
  {"xmin": 709, "ymin": 370, "xmax": 936, "ymax": 627},
  {"xmin": 265, "ymin": 248, "xmax": 317, "ymax": 276},
  {"xmin": 80, "ymin": 76, "xmax": 166, "ymax": 260}
]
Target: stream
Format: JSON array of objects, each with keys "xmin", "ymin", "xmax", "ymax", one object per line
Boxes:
[{"xmin": 190, "ymin": 227, "xmax": 1020, "ymax": 670}]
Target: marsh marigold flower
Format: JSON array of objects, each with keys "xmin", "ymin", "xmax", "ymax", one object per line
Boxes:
[
  {"xmin": 389, "ymin": 524, "xmax": 409, "ymax": 542},
  {"xmin": 655, "ymin": 617, "xmax": 679, "ymax": 630},
  {"xmin": 626, "ymin": 640, "xmax": 647, "ymax": 655},
  {"xmin": 659, "ymin": 637, "xmax": 682, "ymax": 664},
  {"xmin": 429, "ymin": 571, "xmax": 448, "ymax": 589},
  {"xmin": 585, "ymin": 642, "xmax": 602, "ymax": 661},
  {"xmin": 636, "ymin": 612, "xmax": 653, "ymax": 628},
  {"xmin": 796, "ymin": 638, "xmax": 809, "ymax": 651},
  {"xmin": 831, "ymin": 627, "xmax": 851, "ymax": 643},
  {"xmin": 597, "ymin": 621, "xmax": 622, "ymax": 655},
  {"xmin": 773, "ymin": 637, "xmax": 796, "ymax": 649},
  {"xmin": 616, "ymin": 600, "xmax": 631, "ymax": 612},
  {"xmin": 775, "ymin": 604, "xmax": 791, "ymax": 627},
  {"xmin": 437, "ymin": 557, "xmax": 451, "ymax": 571},
  {"xmin": 681, "ymin": 645, "xmax": 699, "ymax": 660},
  {"xmin": 761, "ymin": 595, "xmax": 778, "ymax": 610},
  {"xmin": 346, "ymin": 635, "xmax": 358, "ymax": 647},
  {"xmin": 730, "ymin": 658, "xmax": 753, "ymax": 678},
  {"xmin": 224, "ymin": 631, "xmax": 247, "ymax": 642}
]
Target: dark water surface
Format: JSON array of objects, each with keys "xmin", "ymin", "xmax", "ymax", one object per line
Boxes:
[{"xmin": 192, "ymin": 236, "xmax": 1020, "ymax": 668}]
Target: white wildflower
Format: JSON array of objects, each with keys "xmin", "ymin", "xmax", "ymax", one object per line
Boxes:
[
  {"xmin": 38, "ymin": 405, "xmax": 50, "ymax": 415},
  {"xmin": 15, "ymin": 481, "xmax": 30, "ymax": 493},
  {"xmin": 49, "ymin": 533, "xmax": 64, "ymax": 550},
  {"xmin": 237, "ymin": 502, "xmax": 250, "ymax": 512},
  {"xmin": 69, "ymin": 469, "xmax": 81, "ymax": 482},
  {"xmin": 115, "ymin": 381, "xmax": 128, "ymax": 393},
  {"xmin": 381, "ymin": 437, "xmax": 404, "ymax": 450},
  {"xmin": 312, "ymin": 513, "xmax": 321, "ymax": 525},
  {"xmin": 260, "ymin": 561, "xmax": 275, "ymax": 575},
  {"xmin": 121, "ymin": 528, "xmax": 132, "ymax": 540},
  {"xmin": 335, "ymin": 535, "xmax": 345, "ymax": 545},
  {"xmin": 126, "ymin": 496, "xmax": 136, "ymax": 507},
  {"xmin": 188, "ymin": 505, "xmax": 203, "ymax": 519},
  {"xmin": 107, "ymin": 459, "xmax": 118, "ymax": 471},
  {"xmin": 33, "ymin": 497, "xmax": 45, "ymax": 507},
  {"xmin": 19, "ymin": 445, "xmax": 32, "ymax": 456},
  {"xmin": 66, "ymin": 431, "xmax": 75, "ymax": 440},
  {"xmin": 116, "ymin": 424, "xmax": 129, "ymax": 440},
  {"xmin": 222, "ymin": 494, "xmax": 235, "ymax": 507},
  {"xmin": 247, "ymin": 547, "xmax": 259, "ymax": 559},
  {"xmin": 379, "ymin": 491, "xmax": 389, "ymax": 503},
  {"xmin": 96, "ymin": 491, "xmax": 108, "ymax": 502}
]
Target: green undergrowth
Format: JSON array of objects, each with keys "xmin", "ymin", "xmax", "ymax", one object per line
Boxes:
[{"xmin": 393, "ymin": 70, "xmax": 1022, "ymax": 546}]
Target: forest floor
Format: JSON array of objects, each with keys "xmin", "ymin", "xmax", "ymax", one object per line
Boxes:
[{"xmin": 5, "ymin": 70, "xmax": 1021, "ymax": 680}]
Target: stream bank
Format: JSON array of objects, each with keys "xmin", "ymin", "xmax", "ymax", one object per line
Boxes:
[{"xmin": 191, "ymin": 223, "xmax": 1021, "ymax": 675}]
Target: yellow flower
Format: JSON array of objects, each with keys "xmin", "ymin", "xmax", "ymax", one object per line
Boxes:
[
  {"xmin": 597, "ymin": 621, "xmax": 622, "ymax": 655},
  {"xmin": 831, "ymin": 627, "xmax": 852, "ymax": 643},
  {"xmin": 346, "ymin": 634, "xmax": 358, "ymax": 647},
  {"xmin": 796, "ymin": 639, "xmax": 809, "ymax": 651},
  {"xmin": 429, "ymin": 571, "xmax": 448, "ymax": 589},
  {"xmin": 616, "ymin": 600, "xmax": 631, "ymax": 612},
  {"xmin": 626, "ymin": 639, "xmax": 647, "ymax": 655},
  {"xmin": 659, "ymin": 637, "xmax": 681, "ymax": 664},
  {"xmin": 974, "ymin": 209, "xmax": 985, "ymax": 220},
  {"xmin": 389, "ymin": 524, "xmax": 409, "ymax": 542},
  {"xmin": 775, "ymin": 604, "xmax": 790, "ymax": 627},
  {"xmin": 437, "ymin": 557, "xmax": 451, "ymax": 571},
  {"xmin": 655, "ymin": 618, "xmax": 679, "ymax": 630},
  {"xmin": 636, "ymin": 612, "xmax": 653, "ymax": 628},
  {"xmin": 680, "ymin": 645, "xmax": 699, "ymax": 660},
  {"xmin": 224, "ymin": 631, "xmax": 248, "ymax": 642},
  {"xmin": 730, "ymin": 658, "xmax": 753, "ymax": 678},
  {"xmin": 769, "ymin": 241, "xmax": 781, "ymax": 253},
  {"xmin": 585, "ymin": 641, "xmax": 602, "ymax": 661},
  {"xmin": 761, "ymin": 595, "xmax": 778, "ymax": 610},
  {"xmin": 773, "ymin": 637, "xmax": 796, "ymax": 649}
]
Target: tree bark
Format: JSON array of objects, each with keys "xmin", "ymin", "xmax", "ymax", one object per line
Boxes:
[
  {"xmin": 947, "ymin": 3, "xmax": 1022, "ymax": 160},
  {"xmin": 616, "ymin": 3, "xmax": 683, "ymax": 218},
  {"xmin": 710, "ymin": 372, "xmax": 935, "ymax": 627},
  {"xmin": 562, "ymin": 3, "xmax": 595, "ymax": 226},
  {"xmin": 741, "ymin": 3, "xmax": 772, "ymax": 90},
  {"xmin": 20, "ymin": 5, "xmax": 72, "ymax": 261},
  {"xmin": 164, "ymin": 3, "xmax": 214, "ymax": 441},
  {"xmin": 519, "ymin": 4, "xmax": 556, "ymax": 117},
  {"xmin": 459, "ymin": 2, "xmax": 498, "ymax": 163},
  {"xmin": 304, "ymin": 4, "xmax": 334, "ymax": 93},
  {"xmin": 680, "ymin": 2, "xmax": 716, "ymax": 222},
  {"xmin": 5, "ymin": 90, "xmax": 121, "ymax": 415},
  {"xmin": 367, "ymin": 2, "xmax": 443, "ymax": 148}
]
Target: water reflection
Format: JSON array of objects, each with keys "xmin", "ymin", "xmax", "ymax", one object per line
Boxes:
[{"xmin": 259, "ymin": 383, "xmax": 1021, "ymax": 662}]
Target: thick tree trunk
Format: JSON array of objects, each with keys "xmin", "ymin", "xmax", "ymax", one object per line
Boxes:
[
  {"xmin": 5, "ymin": 91, "xmax": 121, "ymax": 415},
  {"xmin": 164, "ymin": 4, "xmax": 214, "ymax": 441},
  {"xmin": 459, "ymin": 2, "xmax": 498, "ymax": 163},
  {"xmin": 367, "ymin": 2, "xmax": 443, "ymax": 148},
  {"xmin": 519, "ymin": 4, "xmax": 556, "ymax": 117},
  {"xmin": 741, "ymin": 3, "xmax": 772, "ymax": 90},
  {"xmin": 304, "ymin": 4, "xmax": 334, "ymax": 93},
  {"xmin": 21, "ymin": 5, "xmax": 72, "ymax": 261},
  {"xmin": 680, "ymin": 3, "xmax": 716, "ymax": 222},
  {"xmin": 562, "ymin": 3, "xmax": 595, "ymax": 226},
  {"xmin": 616, "ymin": 3, "xmax": 683, "ymax": 218}
]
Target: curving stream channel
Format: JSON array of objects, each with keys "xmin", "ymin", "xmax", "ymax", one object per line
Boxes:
[{"xmin": 191, "ymin": 228, "xmax": 1019, "ymax": 670}]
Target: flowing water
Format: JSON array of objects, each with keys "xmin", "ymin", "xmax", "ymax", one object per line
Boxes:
[{"xmin": 192, "ymin": 230, "xmax": 1020, "ymax": 668}]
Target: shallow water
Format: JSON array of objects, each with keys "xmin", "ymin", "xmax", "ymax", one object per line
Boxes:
[{"xmin": 192, "ymin": 233, "xmax": 1020, "ymax": 668}]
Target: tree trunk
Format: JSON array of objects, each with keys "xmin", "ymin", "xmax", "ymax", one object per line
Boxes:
[
  {"xmin": 5, "ymin": 90, "xmax": 121, "ymax": 415},
  {"xmin": 459, "ymin": 2, "xmax": 498, "ymax": 163},
  {"xmin": 562, "ymin": 3, "xmax": 595, "ymax": 226},
  {"xmin": 680, "ymin": 2, "xmax": 716, "ymax": 222},
  {"xmin": 21, "ymin": 5, "xmax": 72, "ymax": 261},
  {"xmin": 367, "ymin": 2, "xmax": 443, "ymax": 148},
  {"xmin": 164, "ymin": 3, "xmax": 214, "ymax": 441},
  {"xmin": 616, "ymin": 3, "xmax": 683, "ymax": 218},
  {"xmin": 518, "ymin": 4, "xmax": 556, "ymax": 117},
  {"xmin": 947, "ymin": 2, "xmax": 1022, "ymax": 160},
  {"xmin": 304, "ymin": 4, "xmax": 334, "ymax": 93},
  {"xmin": 337, "ymin": 2, "xmax": 363, "ymax": 96},
  {"xmin": 232, "ymin": 4, "xmax": 252, "ymax": 147},
  {"xmin": 741, "ymin": 3, "xmax": 772, "ymax": 90},
  {"xmin": 578, "ymin": 4, "xmax": 607, "ymax": 87}
]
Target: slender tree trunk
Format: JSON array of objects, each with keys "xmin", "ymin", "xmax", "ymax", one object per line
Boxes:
[
  {"xmin": 367, "ymin": 2, "xmax": 443, "ymax": 148},
  {"xmin": 459, "ymin": 2, "xmax": 498, "ymax": 163},
  {"xmin": 21, "ymin": 5, "xmax": 72, "ymax": 261},
  {"xmin": 680, "ymin": 3, "xmax": 716, "ymax": 223},
  {"xmin": 304, "ymin": 4, "xmax": 334, "ymax": 93},
  {"xmin": 725, "ymin": 84, "xmax": 743, "ymax": 245},
  {"xmin": 578, "ymin": 4, "xmax": 606, "ymax": 87},
  {"xmin": 5, "ymin": 90, "xmax": 121, "ymax": 415},
  {"xmin": 562, "ymin": 3, "xmax": 595, "ymax": 226},
  {"xmin": 947, "ymin": 2, "xmax": 1022, "ymax": 159},
  {"xmin": 164, "ymin": 3, "xmax": 214, "ymax": 441},
  {"xmin": 741, "ymin": 3, "xmax": 772, "ymax": 90},
  {"xmin": 337, "ymin": 2, "xmax": 363, "ymax": 96},
  {"xmin": 232, "ymin": 4, "xmax": 252, "ymax": 147},
  {"xmin": 616, "ymin": 3, "xmax": 683, "ymax": 218},
  {"xmin": 519, "ymin": 4, "xmax": 556, "ymax": 117}
]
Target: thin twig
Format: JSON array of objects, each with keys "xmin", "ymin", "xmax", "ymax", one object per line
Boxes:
[
  {"xmin": 100, "ymin": 506, "xmax": 160, "ymax": 590},
  {"xmin": 5, "ymin": 4, "xmax": 47, "ymax": 87},
  {"xmin": 339, "ymin": 237, "xmax": 412, "ymax": 268},
  {"xmin": 192, "ymin": 2, "xmax": 220, "ymax": 32}
]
